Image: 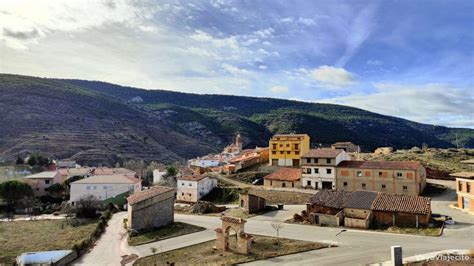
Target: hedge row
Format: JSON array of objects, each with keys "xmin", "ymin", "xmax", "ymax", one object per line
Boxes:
[{"xmin": 72, "ymin": 209, "xmax": 113, "ymax": 256}]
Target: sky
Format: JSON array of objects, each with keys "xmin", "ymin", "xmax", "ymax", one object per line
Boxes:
[{"xmin": 0, "ymin": 0, "xmax": 473, "ymax": 128}]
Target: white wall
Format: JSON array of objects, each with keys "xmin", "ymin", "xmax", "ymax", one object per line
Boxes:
[
  {"xmin": 70, "ymin": 183, "xmax": 140, "ymax": 203},
  {"xmin": 197, "ymin": 177, "xmax": 217, "ymax": 200},
  {"xmin": 153, "ymin": 170, "xmax": 166, "ymax": 184},
  {"xmin": 188, "ymin": 159, "xmax": 220, "ymax": 168}
]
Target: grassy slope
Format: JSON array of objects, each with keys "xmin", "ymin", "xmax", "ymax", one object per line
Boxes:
[{"xmin": 128, "ymin": 222, "xmax": 205, "ymax": 246}]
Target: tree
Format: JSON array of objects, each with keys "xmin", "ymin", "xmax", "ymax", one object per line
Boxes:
[
  {"xmin": 0, "ymin": 180, "xmax": 34, "ymax": 210},
  {"xmin": 27, "ymin": 155, "xmax": 37, "ymax": 166},
  {"xmin": 271, "ymin": 219, "xmax": 285, "ymax": 245},
  {"xmin": 165, "ymin": 165, "xmax": 178, "ymax": 177},
  {"xmin": 75, "ymin": 195, "xmax": 101, "ymax": 218},
  {"xmin": 16, "ymin": 156, "xmax": 24, "ymax": 165},
  {"xmin": 48, "ymin": 183, "xmax": 64, "ymax": 198},
  {"xmin": 26, "ymin": 153, "xmax": 51, "ymax": 167}
]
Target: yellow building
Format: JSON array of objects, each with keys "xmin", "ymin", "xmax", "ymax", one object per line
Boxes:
[{"xmin": 269, "ymin": 134, "xmax": 310, "ymax": 166}]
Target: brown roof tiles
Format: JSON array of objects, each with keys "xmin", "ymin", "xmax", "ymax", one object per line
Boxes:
[
  {"xmin": 302, "ymin": 148, "xmax": 344, "ymax": 158},
  {"xmin": 372, "ymin": 193, "xmax": 431, "ymax": 215},
  {"xmin": 127, "ymin": 186, "xmax": 175, "ymax": 205},
  {"xmin": 263, "ymin": 168, "xmax": 301, "ymax": 182},
  {"xmin": 177, "ymin": 174, "xmax": 207, "ymax": 181},
  {"xmin": 337, "ymin": 160, "xmax": 422, "ymax": 170}
]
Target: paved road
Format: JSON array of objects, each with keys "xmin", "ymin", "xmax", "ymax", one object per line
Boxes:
[{"xmin": 76, "ymin": 181, "xmax": 473, "ymax": 265}]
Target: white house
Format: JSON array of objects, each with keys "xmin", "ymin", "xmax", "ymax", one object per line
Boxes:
[
  {"xmin": 188, "ymin": 157, "xmax": 221, "ymax": 168},
  {"xmin": 176, "ymin": 175, "xmax": 217, "ymax": 202},
  {"xmin": 301, "ymin": 149, "xmax": 350, "ymax": 190},
  {"xmin": 23, "ymin": 171, "xmax": 62, "ymax": 197},
  {"xmin": 153, "ymin": 169, "xmax": 167, "ymax": 184},
  {"xmin": 69, "ymin": 174, "xmax": 141, "ymax": 204}
]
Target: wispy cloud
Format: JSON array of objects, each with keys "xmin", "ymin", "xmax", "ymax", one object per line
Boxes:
[{"xmin": 309, "ymin": 66, "xmax": 357, "ymax": 89}]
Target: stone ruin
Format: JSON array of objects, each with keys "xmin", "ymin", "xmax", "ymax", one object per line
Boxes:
[{"xmin": 214, "ymin": 216, "xmax": 253, "ymax": 254}]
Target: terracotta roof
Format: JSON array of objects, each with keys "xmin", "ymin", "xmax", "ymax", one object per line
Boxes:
[
  {"xmin": 72, "ymin": 174, "xmax": 140, "ymax": 184},
  {"xmin": 345, "ymin": 191, "xmax": 378, "ymax": 210},
  {"xmin": 309, "ymin": 190, "xmax": 353, "ymax": 209},
  {"xmin": 229, "ymin": 155, "xmax": 259, "ymax": 163},
  {"xmin": 337, "ymin": 160, "xmax": 421, "ymax": 170},
  {"xmin": 272, "ymin": 133, "xmax": 309, "ymax": 138},
  {"xmin": 450, "ymin": 172, "xmax": 474, "ymax": 179},
  {"xmin": 263, "ymin": 168, "xmax": 301, "ymax": 181},
  {"xmin": 177, "ymin": 174, "xmax": 207, "ymax": 181},
  {"xmin": 24, "ymin": 171, "xmax": 59, "ymax": 179},
  {"xmin": 302, "ymin": 148, "xmax": 344, "ymax": 158},
  {"xmin": 372, "ymin": 193, "xmax": 431, "ymax": 215},
  {"xmin": 127, "ymin": 186, "xmax": 175, "ymax": 205}
]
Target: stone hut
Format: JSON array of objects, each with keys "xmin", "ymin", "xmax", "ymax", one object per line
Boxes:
[{"xmin": 239, "ymin": 193, "xmax": 266, "ymax": 214}]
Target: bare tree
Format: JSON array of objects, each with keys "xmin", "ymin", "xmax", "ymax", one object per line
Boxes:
[{"xmin": 271, "ymin": 219, "xmax": 285, "ymax": 245}]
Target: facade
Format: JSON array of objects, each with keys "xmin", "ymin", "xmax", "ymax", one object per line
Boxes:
[
  {"xmin": 336, "ymin": 161, "xmax": 426, "ymax": 196},
  {"xmin": 176, "ymin": 175, "xmax": 217, "ymax": 202},
  {"xmin": 269, "ymin": 134, "xmax": 310, "ymax": 166},
  {"xmin": 239, "ymin": 193, "xmax": 266, "ymax": 214},
  {"xmin": 223, "ymin": 134, "xmax": 243, "ymax": 154},
  {"xmin": 23, "ymin": 171, "xmax": 62, "ymax": 197},
  {"xmin": 69, "ymin": 174, "xmax": 141, "ymax": 204},
  {"xmin": 451, "ymin": 172, "xmax": 474, "ymax": 213},
  {"xmin": 153, "ymin": 168, "xmax": 167, "ymax": 184},
  {"xmin": 306, "ymin": 190, "xmax": 431, "ymax": 228},
  {"xmin": 331, "ymin": 142, "xmax": 361, "ymax": 153},
  {"xmin": 301, "ymin": 148, "xmax": 349, "ymax": 190},
  {"xmin": 227, "ymin": 147, "xmax": 269, "ymax": 173},
  {"xmin": 127, "ymin": 186, "xmax": 175, "ymax": 231},
  {"xmin": 188, "ymin": 157, "xmax": 222, "ymax": 168},
  {"xmin": 263, "ymin": 168, "xmax": 301, "ymax": 188}
]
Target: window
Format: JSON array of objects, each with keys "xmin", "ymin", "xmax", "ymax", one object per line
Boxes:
[
  {"xmin": 188, "ymin": 183, "xmax": 192, "ymax": 187},
  {"xmin": 362, "ymin": 183, "xmax": 366, "ymax": 189},
  {"xmin": 357, "ymin": 171, "xmax": 363, "ymax": 177},
  {"xmin": 306, "ymin": 168, "xmax": 311, "ymax": 174},
  {"xmin": 343, "ymin": 182, "xmax": 348, "ymax": 187},
  {"xmin": 270, "ymin": 181, "xmax": 273, "ymax": 186},
  {"xmin": 280, "ymin": 151, "xmax": 284, "ymax": 154},
  {"xmin": 381, "ymin": 184, "xmax": 386, "ymax": 189},
  {"xmin": 378, "ymin": 171, "xmax": 384, "ymax": 177},
  {"xmin": 272, "ymin": 144, "xmax": 277, "ymax": 150},
  {"xmin": 181, "ymin": 183, "xmax": 185, "ymax": 186},
  {"xmin": 272, "ymin": 151, "xmax": 276, "ymax": 155},
  {"xmin": 103, "ymin": 186, "xmax": 108, "ymax": 189},
  {"xmin": 282, "ymin": 182, "xmax": 286, "ymax": 188},
  {"xmin": 294, "ymin": 144, "xmax": 299, "ymax": 150},
  {"xmin": 279, "ymin": 144, "xmax": 283, "ymax": 147},
  {"xmin": 467, "ymin": 182, "xmax": 471, "ymax": 193},
  {"xmin": 306, "ymin": 158, "xmax": 311, "ymax": 164},
  {"xmin": 403, "ymin": 186, "xmax": 408, "ymax": 191},
  {"xmin": 295, "ymin": 151, "xmax": 300, "ymax": 155},
  {"xmin": 93, "ymin": 186, "xmax": 97, "ymax": 190},
  {"xmin": 287, "ymin": 151, "xmax": 290, "ymax": 154},
  {"xmin": 86, "ymin": 186, "xmax": 91, "ymax": 190},
  {"xmin": 326, "ymin": 169, "xmax": 332, "ymax": 174},
  {"xmin": 458, "ymin": 181, "xmax": 463, "ymax": 191},
  {"xmin": 45, "ymin": 180, "xmax": 50, "ymax": 184},
  {"xmin": 307, "ymin": 180, "xmax": 311, "ymax": 186},
  {"xmin": 397, "ymin": 172, "xmax": 403, "ymax": 178},
  {"xmin": 286, "ymin": 144, "xmax": 290, "ymax": 147},
  {"xmin": 326, "ymin": 158, "xmax": 331, "ymax": 164},
  {"xmin": 315, "ymin": 168, "xmax": 319, "ymax": 174}
]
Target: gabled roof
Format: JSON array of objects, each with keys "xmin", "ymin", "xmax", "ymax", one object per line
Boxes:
[
  {"xmin": 263, "ymin": 168, "xmax": 301, "ymax": 181},
  {"xmin": 309, "ymin": 190, "xmax": 353, "ymax": 209},
  {"xmin": 372, "ymin": 193, "xmax": 431, "ymax": 215},
  {"xmin": 345, "ymin": 191, "xmax": 378, "ymax": 210},
  {"xmin": 71, "ymin": 174, "xmax": 140, "ymax": 184},
  {"xmin": 24, "ymin": 171, "xmax": 59, "ymax": 179},
  {"xmin": 127, "ymin": 186, "xmax": 175, "ymax": 205},
  {"xmin": 450, "ymin": 172, "xmax": 474, "ymax": 179},
  {"xmin": 177, "ymin": 174, "xmax": 207, "ymax": 181},
  {"xmin": 337, "ymin": 160, "xmax": 421, "ymax": 170},
  {"xmin": 302, "ymin": 148, "xmax": 344, "ymax": 158}
]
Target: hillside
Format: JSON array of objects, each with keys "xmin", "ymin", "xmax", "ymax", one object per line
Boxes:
[{"xmin": 0, "ymin": 74, "xmax": 473, "ymax": 165}]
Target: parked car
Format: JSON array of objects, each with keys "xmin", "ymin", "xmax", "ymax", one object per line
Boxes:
[{"xmin": 252, "ymin": 178, "xmax": 263, "ymax": 185}]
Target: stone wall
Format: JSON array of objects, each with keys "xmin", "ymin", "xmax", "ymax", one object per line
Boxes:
[{"xmin": 129, "ymin": 193, "xmax": 175, "ymax": 231}]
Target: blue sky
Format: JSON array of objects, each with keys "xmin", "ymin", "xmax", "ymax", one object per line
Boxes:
[{"xmin": 1, "ymin": 0, "xmax": 473, "ymax": 127}]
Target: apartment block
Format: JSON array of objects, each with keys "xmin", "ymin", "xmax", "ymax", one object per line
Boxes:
[{"xmin": 269, "ymin": 134, "xmax": 310, "ymax": 167}]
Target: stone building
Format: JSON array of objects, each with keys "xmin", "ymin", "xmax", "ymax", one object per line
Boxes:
[
  {"xmin": 239, "ymin": 193, "xmax": 266, "ymax": 214},
  {"xmin": 126, "ymin": 186, "xmax": 175, "ymax": 231},
  {"xmin": 331, "ymin": 142, "xmax": 361, "ymax": 153},
  {"xmin": 263, "ymin": 168, "xmax": 301, "ymax": 188}
]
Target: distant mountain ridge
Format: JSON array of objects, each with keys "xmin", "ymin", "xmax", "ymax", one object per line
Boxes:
[{"xmin": 0, "ymin": 74, "xmax": 472, "ymax": 165}]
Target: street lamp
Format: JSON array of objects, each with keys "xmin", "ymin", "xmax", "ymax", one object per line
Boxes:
[{"xmin": 329, "ymin": 229, "xmax": 347, "ymax": 247}]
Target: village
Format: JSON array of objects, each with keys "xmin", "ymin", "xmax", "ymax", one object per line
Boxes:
[{"xmin": 0, "ymin": 133, "xmax": 473, "ymax": 265}]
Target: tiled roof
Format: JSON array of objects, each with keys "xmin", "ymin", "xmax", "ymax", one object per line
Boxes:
[
  {"xmin": 450, "ymin": 172, "xmax": 474, "ymax": 179},
  {"xmin": 127, "ymin": 186, "xmax": 175, "ymax": 205},
  {"xmin": 24, "ymin": 171, "xmax": 59, "ymax": 179},
  {"xmin": 372, "ymin": 193, "xmax": 431, "ymax": 215},
  {"xmin": 263, "ymin": 168, "xmax": 301, "ymax": 181},
  {"xmin": 272, "ymin": 133, "xmax": 309, "ymax": 138},
  {"xmin": 309, "ymin": 190, "xmax": 353, "ymax": 209},
  {"xmin": 93, "ymin": 167, "xmax": 136, "ymax": 176},
  {"xmin": 177, "ymin": 174, "xmax": 207, "ymax": 181},
  {"xmin": 345, "ymin": 191, "xmax": 378, "ymax": 210},
  {"xmin": 302, "ymin": 148, "xmax": 343, "ymax": 158},
  {"xmin": 72, "ymin": 174, "xmax": 140, "ymax": 184},
  {"xmin": 337, "ymin": 160, "xmax": 421, "ymax": 170}
]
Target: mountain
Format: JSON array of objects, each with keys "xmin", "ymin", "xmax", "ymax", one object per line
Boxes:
[{"xmin": 0, "ymin": 74, "xmax": 472, "ymax": 165}]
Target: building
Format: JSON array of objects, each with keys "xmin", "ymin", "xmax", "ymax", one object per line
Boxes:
[
  {"xmin": 269, "ymin": 134, "xmax": 310, "ymax": 166},
  {"xmin": 374, "ymin": 147, "xmax": 393, "ymax": 155},
  {"xmin": 69, "ymin": 174, "xmax": 141, "ymax": 205},
  {"xmin": 188, "ymin": 156, "xmax": 222, "ymax": 168},
  {"xmin": 127, "ymin": 186, "xmax": 175, "ymax": 231},
  {"xmin": 227, "ymin": 147, "xmax": 269, "ymax": 173},
  {"xmin": 153, "ymin": 168, "xmax": 167, "ymax": 184},
  {"xmin": 223, "ymin": 134, "xmax": 243, "ymax": 154},
  {"xmin": 93, "ymin": 167, "xmax": 137, "ymax": 178},
  {"xmin": 176, "ymin": 174, "xmax": 217, "ymax": 202},
  {"xmin": 58, "ymin": 167, "xmax": 92, "ymax": 182},
  {"xmin": 371, "ymin": 193, "xmax": 431, "ymax": 227},
  {"xmin": 451, "ymin": 172, "xmax": 474, "ymax": 213},
  {"xmin": 336, "ymin": 161, "xmax": 426, "ymax": 196},
  {"xmin": 461, "ymin": 159, "xmax": 474, "ymax": 170},
  {"xmin": 263, "ymin": 168, "xmax": 301, "ymax": 188},
  {"xmin": 301, "ymin": 148, "xmax": 350, "ymax": 190},
  {"xmin": 331, "ymin": 142, "xmax": 361, "ymax": 153},
  {"xmin": 16, "ymin": 250, "xmax": 77, "ymax": 266},
  {"xmin": 56, "ymin": 159, "xmax": 77, "ymax": 169},
  {"xmin": 306, "ymin": 190, "xmax": 431, "ymax": 228},
  {"xmin": 239, "ymin": 193, "xmax": 266, "ymax": 214},
  {"xmin": 23, "ymin": 171, "xmax": 62, "ymax": 197}
]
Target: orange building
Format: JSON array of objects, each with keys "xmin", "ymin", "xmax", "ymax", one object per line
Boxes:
[{"xmin": 451, "ymin": 172, "xmax": 474, "ymax": 213}]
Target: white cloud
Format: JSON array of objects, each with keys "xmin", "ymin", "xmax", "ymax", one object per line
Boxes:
[
  {"xmin": 324, "ymin": 83, "xmax": 474, "ymax": 128},
  {"xmin": 366, "ymin": 59, "xmax": 383, "ymax": 66},
  {"xmin": 221, "ymin": 63, "xmax": 249, "ymax": 75},
  {"xmin": 270, "ymin": 85, "xmax": 289, "ymax": 94},
  {"xmin": 297, "ymin": 17, "xmax": 316, "ymax": 26},
  {"xmin": 309, "ymin": 65, "xmax": 357, "ymax": 88}
]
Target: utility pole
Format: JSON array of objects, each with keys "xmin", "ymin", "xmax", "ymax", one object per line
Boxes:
[{"xmin": 455, "ymin": 133, "xmax": 460, "ymax": 149}]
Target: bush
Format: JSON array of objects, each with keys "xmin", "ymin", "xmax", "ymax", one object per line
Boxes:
[{"xmin": 75, "ymin": 195, "xmax": 100, "ymax": 218}]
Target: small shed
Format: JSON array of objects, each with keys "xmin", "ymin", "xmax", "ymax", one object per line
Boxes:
[
  {"xmin": 372, "ymin": 193, "xmax": 431, "ymax": 228},
  {"xmin": 239, "ymin": 193, "xmax": 266, "ymax": 214}
]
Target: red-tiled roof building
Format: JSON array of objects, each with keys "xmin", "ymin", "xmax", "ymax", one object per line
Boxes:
[{"xmin": 263, "ymin": 168, "xmax": 301, "ymax": 188}]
